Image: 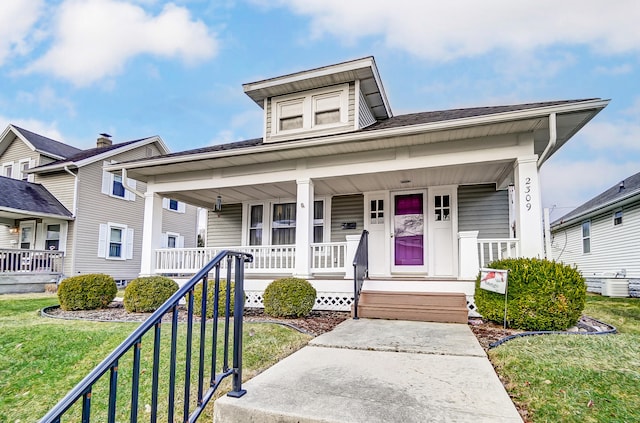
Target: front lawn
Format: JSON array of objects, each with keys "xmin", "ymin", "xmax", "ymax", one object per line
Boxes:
[
  {"xmin": 0, "ymin": 293, "xmax": 310, "ymax": 422},
  {"xmin": 489, "ymin": 295, "xmax": 640, "ymax": 422}
]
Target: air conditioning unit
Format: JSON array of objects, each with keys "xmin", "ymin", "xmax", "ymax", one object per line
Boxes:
[{"xmin": 602, "ymin": 279, "xmax": 629, "ymax": 297}]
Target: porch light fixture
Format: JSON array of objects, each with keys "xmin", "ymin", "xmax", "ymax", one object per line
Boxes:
[
  {"xmin": 214, "ymin": 195, "xmax": 223, "ymax": 212},
  {"xmin": 8, "ymin": 227, "xmax": 19, "ymax": 234}
]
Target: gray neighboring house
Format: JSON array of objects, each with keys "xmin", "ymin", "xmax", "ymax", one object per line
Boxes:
[
  {"xmin": 551, "ymin": 170, "xmax": 640, "ymax": 296},
  {"xmin": 0, "ymin": 124, "xmax": 199, "ymax": 290}
]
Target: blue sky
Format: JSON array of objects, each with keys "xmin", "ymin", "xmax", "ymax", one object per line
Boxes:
[{"xmin": 1, "ymin": 0, "xmax": 639, "ymax": 219}]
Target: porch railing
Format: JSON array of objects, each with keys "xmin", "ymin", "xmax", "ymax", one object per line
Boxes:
[
  {"xmin": 352, "ymin": 230, "xmax": 369, "ymax": 319},
  {"xmin": 40, "ymin": 250, "xmax": 252, "ymax": 423},
  {"xmin": 477, "ymin": 238, "xmax": 520, "ymax": 267},
  {"xmin": 310, "ymin": 242, "xmax": 346, "ymax": 272},
  {"xmin": 0, "ymin": 249, "xmax": 64, "ymax": 274}
]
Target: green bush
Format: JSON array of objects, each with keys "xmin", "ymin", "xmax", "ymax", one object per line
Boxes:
[
  {"xmin": 192, "ymin": 280, "xmax": 237, "ymax": 318},
  {"xmin": 263, "ymin": 277, "xmax": 316, "ymax": 318},
  {"xmin": 475, "ymin": 257, "xmax": 586, "ymax": 331},
  {"xmin": 123, "ymin": 276, "xmax": 178, "ymax": 313},
  {"xmin": 57, "ymin": 273, "xmax": 117, "ymax": 311}
]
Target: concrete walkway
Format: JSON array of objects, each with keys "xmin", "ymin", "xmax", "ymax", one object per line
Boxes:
[{"xmin": 214, "ymin": 319, "xmax": 522, "ymax": 423}]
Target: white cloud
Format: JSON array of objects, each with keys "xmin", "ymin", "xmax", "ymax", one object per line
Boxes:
[
  {"xmin": 579, "ymin": 120, "xmax": 640, "ymax": 152},
  {"xmin": 0, "ymin": 0, "xmax": 44, "ymax": 65},
  {"xmin": 26, "ymin": 0, "xmax": 218, "ymax": 86},
  {"xmin": 595, "ymin": 64, "xmax": 633, "ymax": 75},
  {"xmin": 256, "ymin": 0, "xmax": 640, "ymax": 61},
  {"xmin": 16, "ymin": 86, "xmax": 76, "ymax": 117}
]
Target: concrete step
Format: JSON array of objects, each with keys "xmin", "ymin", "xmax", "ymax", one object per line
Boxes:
[{"xmin": 354, "ymin": 291, "xmax": 468, "ymax": 324}]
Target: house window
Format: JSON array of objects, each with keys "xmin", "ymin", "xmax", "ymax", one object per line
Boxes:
[
  {"xmin": 109, "ymin": 227, "xmax": 123, "ymax": 258},
  {"xmin": 582, "ymin": 221, "xmax": 591, "ymax": 254},
  {"xmin": 272, "ymin": 203, "xmax": 296, "ymax": 245},
  {"xmin": 614, "ymin": 210, "xmax": 623, "ymax": 226},
  {"xmin": 314, "ymin": 200, "xmax": 324, "ymax": 243},
  {"xmin": 3, "ymin": 163, "xmax": 13, "ymax": 178},
  {"xmin": 249, "ymin": 205, "xmax": 263, "ymax": 246},
  {"xmin": 163, "ymin": 198, "xmax": 185, "ymax": 213},
  {"xmin": 112, "ymin": 174, "xmax": 125, "ymax": 198},
  {"xmin": 45, "ymin": 224, "xmax": 61, "ymax": 250},
  {"xmin": 169, "ymin": 199, "xmax": 179, "ymax": 211},
  {"xmin": 98, "ymin": 223, "xmax": 133, "ymax": 260},
  {"xmin": 271, "ymin": 84, "xmax": 349, "ymax": 136},
  {"xmin": 167, "ymin": 235, "xmax": 176, "ymax": 248},
  {"xmin": 434, "ymin": 195, "xmax": 450, "ymax": 221},
  {"xmin": 370, "ymin": 199, "xmax": 384, "ymax": 224},
  {"xmin": 19, "ymin": 160, "xmax": 31, "ymax": 181}
]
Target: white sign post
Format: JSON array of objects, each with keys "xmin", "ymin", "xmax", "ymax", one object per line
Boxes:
[{"xmin": 480, "ymin": 268, "xmax": 509, "ymax": 328}]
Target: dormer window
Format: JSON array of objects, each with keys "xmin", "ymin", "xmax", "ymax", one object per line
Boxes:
[{"xmin": 271, "ymin": 84, "xmax": 349, "ymax": 137}]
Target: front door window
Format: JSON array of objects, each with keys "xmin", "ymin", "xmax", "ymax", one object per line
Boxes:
[{"xmin": 394, "ymin": 194, "xmax": 424, "ymax": 266}]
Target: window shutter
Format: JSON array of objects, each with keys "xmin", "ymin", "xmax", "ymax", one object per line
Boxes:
[
  {"xmin": 126, "ymin": 228, "xmax": 134, "ymax": 259},
  {"xmin": 97, "ymin": 224, "xmax": 107, "ymax": 257},
  {"xmin": 178, "ymin": 202, "xmax": 186, "ymax": 213},
  {"xmin": 126, "ymin": 178, "xmax": 136, "ymax": 201},
  {"xmin": 161, "ymin": 232, "xmax": 168, "ymax": 248},
  {"xmin": 28, "ymin": 159, "xmax": 36, "ymax": 182},
  {"xmin": 162, "ymin": 198, "xmax": 169, "ymax": 209},
  {"xmin": 177, "ymin": 236, "xmax": 184, "ymax": 249},
  {"xmin": 101, "ymin": 168, "xmax": 112, "ymax": 195}
]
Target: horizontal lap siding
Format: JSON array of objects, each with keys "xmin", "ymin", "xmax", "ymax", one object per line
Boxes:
[
  {"xmin": 207, "ymin": 204, "xmax": 242, "ymax": 247},
  {"xmin": 348, "ymin": 82, "xmax": 355, "ymax": 126},
  {"xmin": 553, "ymin": 201, "xmax": 640, "ymax": 278},
  {"xmin": 331, "ymin": 194, "xmax": 364, "ymax": 241},
  {"xmin": 162, "ymin": 205, "xmax": 198, "ymax": 248},
  {"xmin": 1, "ymin": 136, "xmax": 33, "ymax": 165},
  {"xmin": 37, "ymin": 172, "xmax": 75, "ymax": 211},
  {"xmin": 458, "ymin": 184, "xmax": 509, "ymax": 238}
]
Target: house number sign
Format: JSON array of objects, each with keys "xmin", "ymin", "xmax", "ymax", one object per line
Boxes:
[{"xmin": 524, "ymin": 177, "xmax": 532, "ymax": 211}]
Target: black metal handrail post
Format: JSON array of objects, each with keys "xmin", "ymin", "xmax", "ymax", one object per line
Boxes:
[
  {"xmin": 39, "ymin": 250, "xmax": 252, "ymax": 423},
  {"xmin": 352, "ymin": 230, "xmax": 369, "ymax": 319}
]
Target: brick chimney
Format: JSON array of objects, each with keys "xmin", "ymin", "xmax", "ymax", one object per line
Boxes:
[{"xmin": 97, "ymin": 133, "xmax": 112, "ymax": 148}]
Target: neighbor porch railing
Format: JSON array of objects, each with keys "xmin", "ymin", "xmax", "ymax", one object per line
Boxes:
[
  {"xmin": 352, "ymin": 230, "xmax": 369, "ymax": 319},
  {"xmin": 310, "ymin": 242, "xmax": 346, "ymax": 272},
  {"xmin": 477, "ymin": 238, "xmax": 520, "ymax": 267},
  {"xmin": 40, "ymin": 250, "xmax": 252, "ymax": 423},
  {"xmin": 0, "ymin": 249, "xmax": 65, "ymax": 274}
]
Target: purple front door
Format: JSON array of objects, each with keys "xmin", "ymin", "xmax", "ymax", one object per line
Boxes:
[{"xmin": 394, "ymin": 193, "xmax": 424, "ymax": 266}]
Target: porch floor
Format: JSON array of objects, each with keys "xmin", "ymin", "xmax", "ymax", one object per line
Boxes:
[{"xmin": 214, "ymin": 319, "xmax": 522, "ymax": 423}]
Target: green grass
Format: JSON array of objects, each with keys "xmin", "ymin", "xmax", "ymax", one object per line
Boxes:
[
  {"xmin": 0, "ymin": 293, "xmax": 310, "ymax": 423},
  {"xmin": 489, "ymin": 295, "xmax": 640, "ymax": 422}
]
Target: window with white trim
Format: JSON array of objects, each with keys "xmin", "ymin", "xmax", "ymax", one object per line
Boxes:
[
  {"xmin": 19, "ymin": 159, "xmax": 33, "ymax": 181},
  {"xmin": 271, "ymin": 84, "xmax": 349, "ymax": 136},
  {"xmin": 313, "ymin": 200, "xmax": 324, "ymax": 243},
  {"xmin": 162, "ymin": 198, "xmax": 186, "ymax": 213},
  {"xmin": 249, "ymin": 204, "xmax": 263, "ymax": 246},
  {"xmin": 272, "ymin": 203, "xmax": 296, "ymax": 245},
  {"xmin": 614, "ymin": 210, "xmax": 623, "ymax": 226},
  {"xmin": 162, "ymin": 231, "xmax": 184, "ymax": 248},
  {"xmin": 101, "ymin": 164, "xmax": 136, "ymax": 201},
  {"xmin": 98, "ymin": 223, "xmax": 134, "ymax": 260},
  {"xmin": 45, "ymin": 224, "xmax": 61, "ymax": 250},
  {"xmin": 582, "ymin": 221, "xmax": 591, "ymax": 254},
  {"xmin": 2, "ymin": 162, "xmax": 13, "ymax": 178}
]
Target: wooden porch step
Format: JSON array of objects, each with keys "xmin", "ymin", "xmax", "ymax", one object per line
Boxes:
[{"xmin": 353, "ymin": 291, "xmax": 468, "ymax": 324}]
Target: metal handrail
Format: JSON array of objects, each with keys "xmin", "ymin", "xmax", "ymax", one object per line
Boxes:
[
  {"xmin": 352, "ymin": 230, "xmax": 369, "ymax": 319},
  {"xmin": 39, "ymin": 250, "xmax": 252, "ymax": 423}
]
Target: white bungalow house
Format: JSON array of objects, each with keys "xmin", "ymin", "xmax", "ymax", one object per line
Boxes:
[
  {"xmin": 107, "ymin": 57, "xmax": 608, "ymax": 321},
  {"xmin": 551, "ymin": 170, "xmax": 640, "ymax": 297}
]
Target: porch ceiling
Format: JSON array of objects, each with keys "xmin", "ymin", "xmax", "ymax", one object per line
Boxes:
[{"xmin": 162, "ymin": 160, "xmax": 514, "ymax": 208}]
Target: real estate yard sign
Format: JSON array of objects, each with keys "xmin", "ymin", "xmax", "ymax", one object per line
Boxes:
[{"xmin": 480, "ymin": 268, "xmax": 508, "ymax": 294}]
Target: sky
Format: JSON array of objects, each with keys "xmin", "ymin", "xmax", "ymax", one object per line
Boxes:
[{"xmin": 1, "ymin": 0, "xmax": 639, "ymax": 221}]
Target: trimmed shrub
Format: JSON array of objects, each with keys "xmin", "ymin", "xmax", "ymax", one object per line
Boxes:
[
  {"xmin": 123, "ymin": 276, "xmax": 178, "ymax": 313},
  {"xmin": 193, "ymin": 280, "xmax": 237, "ymax": 318},
  {"xmin": 263, "ymin": 277, "xmax": 316, "ymax": 318},
  {"xmin": 58, "ymin": 273, "xmax": 117, "ymax": 311},
  {"xmin": 475, "ymin": 257, "xmax": 586, "ymax": 331}
]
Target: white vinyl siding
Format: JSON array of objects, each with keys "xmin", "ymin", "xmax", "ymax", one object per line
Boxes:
[
  {"xmin": 457, "ymin": 184, "xmax": 510, "ymax": 238},
  {"xmin": 207, "ymin": 203, "xmax": 242, "ymax": 247},
  {"xmin": 551, "ymin": 200, "xmax": 640, "ymax": 278},
  {"xmin": 34, "ymin": 171, "xmax": 76, "ymax": 212},
  {"xmin": 330, "ymin": 194, "xmax": 364, "ymax": 241},
  {"xmin": 358, "ymin": 88, "xmax": 376, "ymax": 128},
  {"xmin": 162, "ymin": 203, "xmax": 198, "ymax": 248}
]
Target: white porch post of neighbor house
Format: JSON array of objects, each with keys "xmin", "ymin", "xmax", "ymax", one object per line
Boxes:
[
  {"xmin": 514, "ymin": 156, "xmax": 544, "ymax": 258},
  {"xmin": 458, "ymin": 231, "xmax": 480, "ymax": 279},
  {"xmin": 140, "ymin": 192, "xmax": 164, "ymax": 276},
  {"xmin": 294, "ymin": 178, "xmax": 314, "ymax": 278}
]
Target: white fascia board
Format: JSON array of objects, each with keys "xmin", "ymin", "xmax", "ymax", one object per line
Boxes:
[
  {"xmin": 551, "ymin": 190, "xmax": 640, "ymax": 230},
  {"xmin": 108, "ymin": 99, "xmax": 609, "ymax": 174},
  {"xmin": 0, "ymin": 207, "xmax": 74, "ymax": 221}
]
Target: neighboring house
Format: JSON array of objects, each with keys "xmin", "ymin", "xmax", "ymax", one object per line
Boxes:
[
  {"xmin": 0, "ymin": 125, "xmax": 199, "ymax": 289},
  {"xmin": 551, "ymin": 171, "xmax": 640, "ymax": 296},
  {"xmin": 106, "ymin": 56, "xmax": 608, "ymax": 317}
]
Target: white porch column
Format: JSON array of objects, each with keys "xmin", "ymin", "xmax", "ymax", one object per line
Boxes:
[
  {"xmin": 140, "ymin": 192, "xmax": 164, "ymax": 276},
  {"xmin": 344, "ymin": 235, "xmax": 361, "ymax": 280},
  {"xmin": 514, "ymin": 156, "xmax": 544, "ymax": 258},
  {"xmin": 458, "ymin": 231, "xmax": 480, "ymax": 279},
  {"xmin": 294, "ymin": 178, "xmax": 314, "ymax": 278}
]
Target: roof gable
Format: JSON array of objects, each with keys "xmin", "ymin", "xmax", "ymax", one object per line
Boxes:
[
  {"xmin": 0, "ymin": 176, "xmax": 73, "ymax": 218},
  {"xmin": 11, "ymin": 125, "xmax": 82, "ymax": 159}
]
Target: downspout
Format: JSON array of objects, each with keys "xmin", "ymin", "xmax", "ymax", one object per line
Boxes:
[
  {"xmin": 537, "ymin": 112, "xmax": 557, "ymax": 168},
  {"xmin": 122, "ymin": 168, "xmax": 145, "ymax": 198},
  {"xmin": 63, "ymin": 166, "xmax": 78, "ymax": 277}
]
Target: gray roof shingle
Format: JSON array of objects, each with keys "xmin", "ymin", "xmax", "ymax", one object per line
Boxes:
[
  {"xmin": 553, "ymin": 170, "xmax": 640, "ymax": 225},
  {"xmin": 0, "ymin": 176, "xmax": 73, "ymax": 218},
  {"xmin": 13, "ymin": 125, "xmax": 82, "ymax": 159}
]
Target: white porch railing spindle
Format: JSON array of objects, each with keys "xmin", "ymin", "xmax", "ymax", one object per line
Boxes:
[{"xmin": 476, "ymin": 239, "xmax": 520, "ymax": 268}]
